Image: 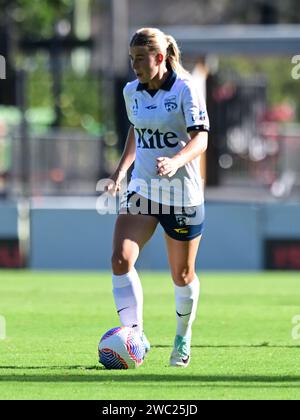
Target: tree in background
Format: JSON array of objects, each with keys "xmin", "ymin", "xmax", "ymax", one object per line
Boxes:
[
  {"xmin": 0, "ymin": 0, "xmax": 73, "ymax": 39},
  {"xmin": 0, "ymin": 0, "xmax": 102, "ymax": 134}
]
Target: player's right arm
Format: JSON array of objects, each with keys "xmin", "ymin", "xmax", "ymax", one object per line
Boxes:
[{"xmin": 106, "ymin": 125, "xmax": 136, "ymax": 196}]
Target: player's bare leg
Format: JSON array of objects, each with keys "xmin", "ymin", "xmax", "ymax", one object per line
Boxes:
[
  {"xmin": 112, "ymin": 214, "xmax": 158, "ymax": 275},
  {"xmin": 165, "ymin": 234, "xmax": 202, "ymax": 367}
]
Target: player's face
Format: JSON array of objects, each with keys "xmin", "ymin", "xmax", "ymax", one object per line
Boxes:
[{"xmin": 129, "ymin": 46, "xmax": 160, "ymax": 83}]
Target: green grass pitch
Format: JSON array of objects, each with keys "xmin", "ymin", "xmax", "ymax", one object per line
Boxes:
[{"xmin": 0, "ymin": 271, "xmax": 300, "ymax": 400}]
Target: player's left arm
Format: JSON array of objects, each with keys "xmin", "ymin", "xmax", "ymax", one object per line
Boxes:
[{"xmin": 157, "ymin": 131, "xmax": 208, "ymax": 177}]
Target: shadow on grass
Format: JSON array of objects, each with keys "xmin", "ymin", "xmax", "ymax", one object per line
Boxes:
[
  {"xmin": 154, "ymin": 345, "xmax": 300, "ymax": 349},
  {"xmin": 0, "ymin": 369, "xmax": 300, "ymax": 386}
]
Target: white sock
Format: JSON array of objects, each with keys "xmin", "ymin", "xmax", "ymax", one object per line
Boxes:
[
  {"xmin": 174, "ymin": 276, "xmax": 200, "ymax": 338},
  {"xmin": 112, "ymin": 268, "xmax": 143, "ymax": 335}
]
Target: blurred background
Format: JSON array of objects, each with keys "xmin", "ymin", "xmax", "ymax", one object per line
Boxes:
[{"xmin": 0, "ymin": 0, "xmax": 300, "ymax": 271}]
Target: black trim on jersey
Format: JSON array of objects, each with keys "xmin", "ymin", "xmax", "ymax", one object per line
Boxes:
[
  {"xmin": 144, "ymin": 89, "xmax": 158, "ymax": 98},
  {"xmin": 136, "ymin": 70, "xmax": 177, "ymax": 93},
  {"xmin": 187, "ymin": 125, "xmax": 210, "ymax": 133}
]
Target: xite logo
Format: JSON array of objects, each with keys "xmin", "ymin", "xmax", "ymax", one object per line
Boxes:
[{"xmin": 135, "ymin": 128, "xmax": 179, "ymax": 149}]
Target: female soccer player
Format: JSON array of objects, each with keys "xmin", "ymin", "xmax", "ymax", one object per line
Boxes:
[{"xmin": 107, "ymin": 28, "xmax": 209, "ymax": 367}]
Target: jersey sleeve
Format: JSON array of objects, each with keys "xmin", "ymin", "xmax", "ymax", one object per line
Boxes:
[{"xmin": 182, "ymin": 80, "xmax": 210, "ymax": 133}]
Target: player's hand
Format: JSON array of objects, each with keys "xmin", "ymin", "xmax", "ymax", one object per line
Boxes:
[
  {"xmin": 156, "ymin": 157, "xmax": 180, "ymax": 177},
  {"xmin": 105, "ymin": 169, "xmax": 126, "ymax": 196}
]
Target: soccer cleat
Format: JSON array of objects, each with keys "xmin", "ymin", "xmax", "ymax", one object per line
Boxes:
[
  {"xmin": 170, "ymin": 335, "xmax": 191, "ymax": 367},
  {"xmin": 141, "ymin": 332, "xmax": 151, "ymax": 357}
]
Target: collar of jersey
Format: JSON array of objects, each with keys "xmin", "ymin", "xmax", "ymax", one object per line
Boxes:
[{"xmin": 136, "ymin": 70, "xmax": 177, "ymax": 92}]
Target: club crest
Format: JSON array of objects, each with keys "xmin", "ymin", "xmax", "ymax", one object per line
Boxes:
[
  {"xmin": 175, "ymin": 215, "xmax": 189, "ymax": 226},
  {"xmin": 164, "ymin": 96, "xmax": 178, "ymax": 112}
]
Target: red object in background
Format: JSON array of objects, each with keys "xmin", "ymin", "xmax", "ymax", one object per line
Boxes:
[
  {"xmin": 49, "ymin": 168, "xmax": 65, "ymax": 183},
  {"xmin": 213, "ymin": 83, "xmax": 237, "ymax": 102},
  {"xmin": 0, "ymin": 239, "xmax": 23, "ymax": 268},
  {"xmin": 265, "ymin": 240, "xmax": 300, "ymax": 270},
  {"xmin": 262, "ymin": 103, "xmax": 295, "ymax": 123}
]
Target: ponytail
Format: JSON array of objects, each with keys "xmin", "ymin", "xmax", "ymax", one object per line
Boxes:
[{"xmin": 165, "ymin": 35, "xmax": 189, "ymax": 76}]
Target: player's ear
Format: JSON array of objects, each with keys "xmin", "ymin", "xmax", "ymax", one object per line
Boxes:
[{"xmin": 156, "ymin": 53, "xmax": 164, "ymax": 64}]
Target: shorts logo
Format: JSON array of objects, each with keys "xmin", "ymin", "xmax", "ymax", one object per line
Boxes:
[
  {"xmin": 164, "ymin": 96, "xmax": 178, "ymax": 112},
  {"xmin": 174, "ymin": 228, "xmax": 189, "ymax": 234}
]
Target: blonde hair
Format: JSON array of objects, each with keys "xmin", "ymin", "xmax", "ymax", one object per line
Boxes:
[{"xmin": 130, "ymin": 27, "xmax": 189, "ymax": 76}]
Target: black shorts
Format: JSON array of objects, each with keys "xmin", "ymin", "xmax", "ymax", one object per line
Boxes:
[{"xmin": 119, "ymin": 191, "xmax": 205, "ymax": 241}]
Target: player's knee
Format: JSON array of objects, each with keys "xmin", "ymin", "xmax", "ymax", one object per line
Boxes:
[
  {"xmin": 111, "ymin": 251, "xmax": 133, "ymax": 275},
  {"xmin": 172, "ymin": 267, "xmax": 196, "ymax": 286}
]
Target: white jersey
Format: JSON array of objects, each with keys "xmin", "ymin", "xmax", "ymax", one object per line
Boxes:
[{"xmin": 123, "ymin": 70, "xmax": 210, "ymax": 207}]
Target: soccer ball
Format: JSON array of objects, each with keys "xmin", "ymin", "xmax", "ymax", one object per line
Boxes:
[{"xmin": 98, "ymin": 326, "xmax": 144, "ymax": 369}]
